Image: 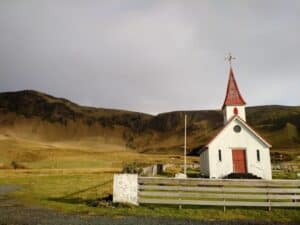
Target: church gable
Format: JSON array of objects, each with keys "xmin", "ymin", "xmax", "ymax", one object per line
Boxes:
[
  {"xmin": 206, "ymin": 116, "xmax": 271, "ymax": 149},
  {"xmin": 235, "ymin": 117, "xmax": 272, "ymax": 148}
]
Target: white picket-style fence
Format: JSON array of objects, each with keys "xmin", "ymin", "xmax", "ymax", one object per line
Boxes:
[{"xmin": 138, "ymin": 177, "xmax": 300, "ymax": 211}]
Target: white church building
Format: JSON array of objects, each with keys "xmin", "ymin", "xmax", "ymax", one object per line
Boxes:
[{"xmin": 200, "ymin": 65, "xmax": 272, "ymax": 180}]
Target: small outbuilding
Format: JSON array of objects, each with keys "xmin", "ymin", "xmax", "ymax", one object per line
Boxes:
[{"xmin": 200, "ymin": 65, "xmax": 272, "ymax": 180}]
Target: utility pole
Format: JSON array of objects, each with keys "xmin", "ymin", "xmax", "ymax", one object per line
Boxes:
[{"xmin": 184, "ymin": 114, "xmax": 187, "ymax": 175}]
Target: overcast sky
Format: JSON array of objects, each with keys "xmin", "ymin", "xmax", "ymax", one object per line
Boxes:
[{"xmin": 0, "ymin": 1, "xmax": 299, "ymax": 114}]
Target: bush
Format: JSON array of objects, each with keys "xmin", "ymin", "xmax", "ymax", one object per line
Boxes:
[
  {"xmin": 122, "ymin": 162, "xmax": 143, "ymax": 174},
  {"xmin": 11, "ymin": 161, "xmax": 27, "ymax": 169}
]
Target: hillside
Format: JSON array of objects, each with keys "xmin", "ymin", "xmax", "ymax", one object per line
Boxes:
[{"xmin": 0, "ymin": 90, "xmax": 300, "ymax": 154}]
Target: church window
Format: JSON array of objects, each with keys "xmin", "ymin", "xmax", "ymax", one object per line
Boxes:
[
  {"xmin": 257, "ymin": 149, "xmax": 260, "ymax": 162},
  {"xmin": 218, "ymin": 149, "xmax": 222, "ymax": 162},
  {"xmin": 233, "ymin": 107, "xmax": 238, "ymax": 115},
  {"xmin": 233, "ymin": 125, "xmax": 241, "ymax": 133}
]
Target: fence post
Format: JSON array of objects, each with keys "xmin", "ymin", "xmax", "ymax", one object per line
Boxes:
[
  {"xmin": 222, "ymin": 185, "xmax": 226, "ymax": 212},
  {"xmin": 267, "ymin": 184, "xmax": 271, "ymax": 211},
  {"xmin": 178, "ymin": 185, "xmax": 182, "ymax": 209}
]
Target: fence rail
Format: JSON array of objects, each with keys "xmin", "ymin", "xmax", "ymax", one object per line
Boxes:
[{"xmin": 138, "ymin": 177, "xmax": 300, "ymax": 211}]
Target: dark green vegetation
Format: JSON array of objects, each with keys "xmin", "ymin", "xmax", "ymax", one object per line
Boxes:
[{"xmin": 0, "ymin": 90, "xmax": 300, "ymax": 154}]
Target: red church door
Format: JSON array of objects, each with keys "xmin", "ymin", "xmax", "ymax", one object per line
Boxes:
[{"xmin": 232, "ymin": 149, "xmax": 247, "ymax": 173}]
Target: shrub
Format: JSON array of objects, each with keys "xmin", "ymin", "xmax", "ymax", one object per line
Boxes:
[
  {"xmin": 11, "ymin": 161, "xmax": 26, "ymax": 169},
  {"xmin": 122, "ymin": 162, "xmax": 143, "ymax": 174}
]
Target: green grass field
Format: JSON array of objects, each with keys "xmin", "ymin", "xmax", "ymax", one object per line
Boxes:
[
  {"xmin": 0, "ymin": 135, "xmax": 300, "ymax": 222},
  {"xmin": 0, "ymin": 172, "xmax": 300, "ymax": 222}
]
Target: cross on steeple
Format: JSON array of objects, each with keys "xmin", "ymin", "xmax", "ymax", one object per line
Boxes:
[{"xmin": 225, "ymin": 52, "xmax": 236, "ymax": 67}]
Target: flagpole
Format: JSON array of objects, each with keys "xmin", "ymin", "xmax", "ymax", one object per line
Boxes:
[{"xmin": 184, "ymin": 114, "xmax": 187, "ymax": 175}]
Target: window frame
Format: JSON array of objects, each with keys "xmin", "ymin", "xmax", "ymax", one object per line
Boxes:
[
  {"xmin": 218, "ymin": 149, "xmax": 222, "ymax": 162},
  {"xmin": 233, "ymin": 125, "xmax": 241, "ymax": 133},
  {"xmin": 256, "ymin": 149, "xmax": 261, "ymax": 162}
]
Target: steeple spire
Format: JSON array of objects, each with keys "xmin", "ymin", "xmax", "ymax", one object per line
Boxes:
[
  {"xmin": 222, "ymin": 66, "xmax": 246, "ymax": 109},
  {"xmin": 222, "ymin": 54, "xmax": 247, "ymax": 123}
]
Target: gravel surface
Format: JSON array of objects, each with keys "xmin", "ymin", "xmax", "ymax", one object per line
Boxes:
[
  {"xmin": 0, "ymin": 184, "xmax": 299, "ymax": 225},
  {"xmin": 0, "ymin": 185, "xmax": 20, "ymax": 196}
]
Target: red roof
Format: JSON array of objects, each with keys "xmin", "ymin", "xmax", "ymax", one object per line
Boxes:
[{"xmin": 222, "ymin": 67, "xmax": 246, "ymax": 109}]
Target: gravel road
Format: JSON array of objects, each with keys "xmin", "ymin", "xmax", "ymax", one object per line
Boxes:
[{"xmin": 0, "ymin": 185, "xmax": 299, "ymax": 225}]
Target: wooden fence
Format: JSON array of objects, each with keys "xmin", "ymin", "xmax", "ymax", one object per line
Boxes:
[{"xmin": 138, "ymin": 177, "xmax": 300, "ymax": 211}]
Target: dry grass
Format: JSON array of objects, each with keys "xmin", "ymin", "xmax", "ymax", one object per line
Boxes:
[
  {"xmin": 0, "ymin": 135, "xmax": 199, "ymax": 218},
  {"xmin": 0, "ymin": 135, "xmax": 299, "ymax": 222},
  {"xmin": 0, "ymin": 134, "xmax": 194, "ymax": 170}
]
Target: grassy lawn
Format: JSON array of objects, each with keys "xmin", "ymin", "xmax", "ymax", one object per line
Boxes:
[
  {"xmin": 0, "ymin": 171, "xmax": 300, "ymax": 222},
  {"xmin": 272, "ymin": 170, "xmax": 299, "ymax": 179},
  {"xmin": 0, "ymin": 136, "xmax": 299, "ymax": 222}
]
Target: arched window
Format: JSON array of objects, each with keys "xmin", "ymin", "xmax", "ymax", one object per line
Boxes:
[
  {"xmin": 218, "ymin": 149, "xmax": 222, "ymax": 162},
  {"xmin": 233, "ymin": 107, "xmax": 238, "ymax": 115},
  {"xmin": 256, "ymin": 149, "xmax": 260, "ymax": 162}
]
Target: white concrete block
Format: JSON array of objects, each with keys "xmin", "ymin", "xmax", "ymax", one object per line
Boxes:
[
  {"xmin": 113, "ymin": 174, "xmax": 138, "ymax": 205},
  {"xmin": 175, "ymin": 173, "xmax": 187, "ymax": 179}
]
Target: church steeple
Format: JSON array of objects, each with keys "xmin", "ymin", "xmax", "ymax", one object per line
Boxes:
[
  {"xmin": 222, "ymin": 55, "xmax": 246, "ymax": 124},
  {"xmin": 222, "ymin": 66, "xmax": 246, "ymax": 109}
]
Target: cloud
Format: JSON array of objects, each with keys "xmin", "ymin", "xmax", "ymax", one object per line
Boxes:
[{"xmin": 0, "ymin": 0, "xmax": 299, "ymax": 114}]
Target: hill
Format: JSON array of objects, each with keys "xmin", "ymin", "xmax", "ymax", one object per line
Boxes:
[{"xmin": 0, "ymin": 90, "xmax": 300, "ymax": 155}]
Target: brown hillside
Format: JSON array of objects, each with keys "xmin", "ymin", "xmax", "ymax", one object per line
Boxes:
[{"xmin": 0, "ymin": 90, "xmax": 300, "ymax": 154}]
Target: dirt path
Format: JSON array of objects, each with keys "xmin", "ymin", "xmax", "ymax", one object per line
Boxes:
[{"xmin": 0, "ymin": 185, "xmax": 298, "ymax": 225}]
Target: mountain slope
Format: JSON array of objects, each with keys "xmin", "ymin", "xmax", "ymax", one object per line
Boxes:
[{"xmin": 0, "ymin": 90, "xmax": 300, "ymax": 154}]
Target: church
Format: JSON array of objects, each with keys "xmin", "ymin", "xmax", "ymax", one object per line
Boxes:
[{"xmin": 199, "ymin": 62, "xmax": 272, "ymax": 180}]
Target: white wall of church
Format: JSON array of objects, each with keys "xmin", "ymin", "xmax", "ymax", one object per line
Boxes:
[
  {"xmin": 223, "ymin": 105, "xmax": 246, "ymax": 123},
  {"xmin": 200, "ymin": 149, "xmax": 209, "ymax": 176},
  {"xmin": 206, "ymin": 118, "xmax": 272, "ymax": 180}
]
